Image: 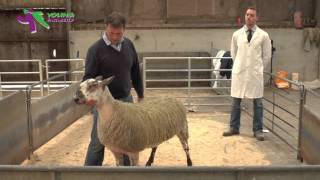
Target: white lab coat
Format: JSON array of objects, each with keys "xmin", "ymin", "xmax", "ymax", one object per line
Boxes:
[{"xmin": 230, "ymin": 26, "xmax": 271, "ymax": 98}]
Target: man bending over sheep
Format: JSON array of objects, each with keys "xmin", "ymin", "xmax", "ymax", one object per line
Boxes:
[
  {"xmin": 82, "ymin": 12, "xmax": 144, "ymax": 166},
  {"xmin": 74, "ymin": 76, "xmax": 193, "ymax": 166}
]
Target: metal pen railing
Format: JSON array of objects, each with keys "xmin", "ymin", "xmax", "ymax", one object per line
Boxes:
[
  {"xmin": 143, "ymin": 57, "xmax": 232, "ymax": 108},
  {"xmin": 45, "ymin": 59, "xmax": 84, "ymax": 94},
  {"xmin": 143, "ymin": 56, "xmax": 315, "ymax": 161},
  {"xmin": 25, "ymin": 66, "xmax": 85, "ymax": 157},
  {"xmin": 302, "ymin": 86, "xmax": 320, "ymax": 163},
  {"xmin": 0, "ymin": 59, "xmax": 44, "ymax": 96},
  {"xmin": 0, "ymin": 59, "xmax": 85, "ymax": 98},
  {"xmin": 242, "ymin": 72, "xmax": 306, "ymax": 160},
  {"xmin": 306, "ymin": 88, "xmax": 320, "ymax": 98}
]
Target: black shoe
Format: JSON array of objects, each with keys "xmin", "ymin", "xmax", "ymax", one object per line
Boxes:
[
  {"xmin": 222, "ymin": 129, "xmax": 239, "ymax": 136},
  {"xmin": 254, "ymin": 131, "xmax": 265, "ymax": 141}
]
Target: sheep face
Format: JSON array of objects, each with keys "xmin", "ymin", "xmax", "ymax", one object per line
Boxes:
[{"xmin": 74, "ymin": 76, "xmax": 114, "ymax": 106}]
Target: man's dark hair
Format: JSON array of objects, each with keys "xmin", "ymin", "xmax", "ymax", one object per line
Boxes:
[
  {"xmin": 247, "ymin": 6, "xmax": 257, "ymax": 11},
  {"xmin": 246, "ymin": 6, "xmax": 259, "ymax": 16},
  {"xmin": 105, "ymin": 12, "xmax": 126, "ymax": 28}
]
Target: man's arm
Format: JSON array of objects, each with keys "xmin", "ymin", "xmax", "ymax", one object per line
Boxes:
[
  {"xmin": 230, "ymin": 33, "xmax": 238, "ymax": 61},
  {"xmin": 262, "ymin": 34, "xmax": 272, "ymax": 70},
  {"xmin": 83, "ymin": 46, "xmax": 98, "ymax": 81},
  {"xmin": 130, "ymin": 43, "xmax": 144, "ymax": 100}
]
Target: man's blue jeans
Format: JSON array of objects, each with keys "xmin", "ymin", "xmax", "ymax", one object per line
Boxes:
[
  {"xmin": 84, "ymin": 94, "xmax": 133, "ymax": 166},
  {"xmin": 229, "ymin": 97, "xmax": 263, "ymax": 133}
]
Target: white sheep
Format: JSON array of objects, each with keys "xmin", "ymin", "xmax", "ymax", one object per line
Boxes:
[{"xmin": 74, "ymin": 76, "xmax": 192, "ymax": 166}]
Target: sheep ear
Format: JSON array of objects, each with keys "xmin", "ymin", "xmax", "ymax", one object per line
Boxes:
[
  {"xmin": 95, "ymin": 76, "xmax": 103, "ymax": 81},
  {"xmin": 87, "ymin": 79, "xmax": 99, "ymax": 92},
  {"xmin": 101, "ymin": 76, "xmax": 115, "ymax": 88}
]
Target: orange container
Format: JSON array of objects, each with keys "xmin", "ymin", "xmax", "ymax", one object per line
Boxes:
[{"xmin": 274, "ymin": 71, "xmax": 289, "ymax": 89}]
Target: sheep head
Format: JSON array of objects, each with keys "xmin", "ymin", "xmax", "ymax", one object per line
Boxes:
[{"xmin": 74, "ymin": 76, "xmax": 114, "ymax": 106}]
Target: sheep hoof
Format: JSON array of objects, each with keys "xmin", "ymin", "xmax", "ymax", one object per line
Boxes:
[
  {"xmin": 187, "ymin": 159, "xmax": 193, "ymax": 166},
  {"xmin": 146, "ymin": 161, "xmax": 153, "ymax": 166}
]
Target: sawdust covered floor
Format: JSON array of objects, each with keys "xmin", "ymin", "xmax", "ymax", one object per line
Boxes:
[{"xmin": 22, "ymin": 112, "xmax": 300, "ymax": 166}]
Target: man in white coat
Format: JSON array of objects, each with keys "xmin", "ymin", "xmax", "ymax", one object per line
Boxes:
[{"xmin": 222, "ymin": 7, "xmax": 271, "ymax": 141}]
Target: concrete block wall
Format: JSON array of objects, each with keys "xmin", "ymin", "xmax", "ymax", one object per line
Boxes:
[{"xmin": 69, "ymin": 28, "xmax": 319, "ymax": 82}]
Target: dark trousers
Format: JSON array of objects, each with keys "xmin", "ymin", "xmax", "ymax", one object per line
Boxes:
[{"xmin": 229, "ymin": 97, "xmax": 263, "ymax": 133}]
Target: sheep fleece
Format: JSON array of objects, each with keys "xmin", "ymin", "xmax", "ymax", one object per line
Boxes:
[{"xmin": 97, "ymin": 97, "xmax": 188, "ymax": 152}]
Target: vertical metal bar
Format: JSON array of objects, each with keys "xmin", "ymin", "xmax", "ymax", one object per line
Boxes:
[
  {"xmin": 46, "ymin": 60, "xmax": 50, "ymax": 94},
  {"xmin": 26, "ymin": 86, "xmax": 34, "ymax": 158},
  {"xmin": 272, "ymin": 90, "xmax": 275, "ymax": 131},
  {"xmin": 66, "ymin": 0, "xmax": 72, "ymax": 62},
  {"xmin": 64, "ymin": 73, "xmax": 67, "ymax": 89},
  {"xmin": 38, "ymin": 60, "xmax": 44, "ymax": 96},
  {"xmin": 81, "ymin": 58, "xmax": 85, "ymax": 81},
  {"xmin": 143, "ymin": 57, "xmax": 147, "ymax": 90},
  {"xmin": 187, "ymin": 58, "xmax": 191, "ymax": 107},
  {"xmin": 297, "ymin": 84, "xmax": 306, "ymax": 161},
  {"xmin": 318, "ymin": 49, "xmax": 320, "ymax": 79},
  {"xmin": 0, "ymin": 74, "xmax": 2, "ymax": 97}
]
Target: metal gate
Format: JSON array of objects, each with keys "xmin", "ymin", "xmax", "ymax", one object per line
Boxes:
[
  {"xmin": 0, "ymin": 66, "xmax": 89, "ymax": 165},
  {"xmin": 142, "ymin": 56, "xmax": 232, "ymax": 112},
  {"xmin": 143, "ymin": 56, "xmax": 320, "ymax": 163}
]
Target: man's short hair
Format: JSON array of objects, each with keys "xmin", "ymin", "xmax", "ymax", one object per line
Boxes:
[
  {"xmin": 105, "ymin": 12, "xmax": 126, "ymax": 28},
  {"xmin": 247, "ymin": 6, "xmax": 257, "ymax": 11},
  {"xmin": 246, "ymin": 6, "xmax": 258, "ymax": 16}
]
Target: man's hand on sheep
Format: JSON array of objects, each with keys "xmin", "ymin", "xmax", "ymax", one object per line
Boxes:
[{"xmin": 74, "ymin": 76, "xmax": 193, "ymax": 166}]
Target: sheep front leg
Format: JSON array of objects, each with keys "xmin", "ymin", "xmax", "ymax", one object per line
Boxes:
[{"xmin": 111, "ymin": 151, "xmax": 124, "ymax": 166}]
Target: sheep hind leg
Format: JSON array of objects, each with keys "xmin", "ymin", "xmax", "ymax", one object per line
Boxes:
[
  {"xmin": 129, "ymin": 153, "xmax": 139, "ymax": 166},
  {"xmin": 145, "ymin": 147, "xmax": 157, "ymax": 166},
  {"xmin": 177, "ymin": 133, "xmax": 193, "ymax": 166}
]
